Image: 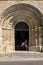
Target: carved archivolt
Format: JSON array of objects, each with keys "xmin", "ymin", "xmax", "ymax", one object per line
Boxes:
[{"xmin": 0, "ymin": 3, "xmax": 42, "ymax": 52}]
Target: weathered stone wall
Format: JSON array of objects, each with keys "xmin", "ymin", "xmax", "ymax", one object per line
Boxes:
[
  {"xmin": 0, "ymin": 1, "xmax": 43, "ymax": 52},
  {"xmin": 0, "ymin": 1, "xmax": 43, "ymax": 14}
]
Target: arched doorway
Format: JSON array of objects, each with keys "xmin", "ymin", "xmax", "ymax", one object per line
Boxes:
[
  {"xmin": 0, "ymin": 3, "xmax": 42, "ymax": 52},
  {"xmin": 15, "ymin": 22, "xmax": 29, "ymax": 51}
]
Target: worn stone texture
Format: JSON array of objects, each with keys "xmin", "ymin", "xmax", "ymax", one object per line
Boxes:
[
  {"xmin": 0, "ymin": 1, "xmax": 43, "ymax": 14},
  {"xmin": 0, "ymin": 1, "xmax": 43, "ymax": 52},
  {"xmin": 0, "ymin": 0, "xmax": 43, "ymax": 1}
]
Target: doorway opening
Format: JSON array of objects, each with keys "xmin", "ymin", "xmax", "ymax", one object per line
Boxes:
[{"xmin": 15, "ymin": 22, "xmax": 29, "ymax": 51}]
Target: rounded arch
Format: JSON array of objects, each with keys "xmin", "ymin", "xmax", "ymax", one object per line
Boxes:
[
  {"xmin": 0, "ymin": 3, "xmax": 42, "ymax": 27},
  {"xmin": 0, "ymin": 3, "xmax": 43, "ymax": 52},
  {"xmin": 15, "ymin": 22, "xmax": 29, "ymax": 30}
]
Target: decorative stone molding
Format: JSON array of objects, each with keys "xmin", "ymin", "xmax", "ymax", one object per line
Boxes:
[{"xmin": 0, "ymin": 3, "xmax": 42, "ymax": 52}]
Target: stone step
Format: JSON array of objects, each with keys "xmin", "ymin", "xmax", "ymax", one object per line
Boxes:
[{"xmin": 0, "ymin": 51, "xmax": 43, "ymax": 58}]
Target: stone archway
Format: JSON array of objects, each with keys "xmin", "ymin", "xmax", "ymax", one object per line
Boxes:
[{"xmin": 0, "ymin": 3, "xmax": 42, "ymax": 52}]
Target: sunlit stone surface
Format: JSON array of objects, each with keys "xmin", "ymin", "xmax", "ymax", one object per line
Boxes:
[{"xmin": 0, "ymin": 1, "xmax": 43, "ymax": 55}]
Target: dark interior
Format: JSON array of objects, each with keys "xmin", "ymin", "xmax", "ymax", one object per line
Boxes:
[{"xmin": 15, "ymin": 22, "xmax": 29, "ymax": 51}]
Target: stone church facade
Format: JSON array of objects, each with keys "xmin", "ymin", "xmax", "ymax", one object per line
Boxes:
[{"xmin": 0, "ymin": 1, "xmax": 43, "ymax": 53}]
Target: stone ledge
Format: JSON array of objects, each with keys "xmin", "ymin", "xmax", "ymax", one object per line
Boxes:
[
  {"xmin": 0, "ymin": 58, "xmax": 43, "ymax": 62},
  {"xmin": 0, "ymin": 51, "xmax": 43, "ymax": 58}
]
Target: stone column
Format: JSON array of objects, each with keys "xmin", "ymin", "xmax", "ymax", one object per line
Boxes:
[
  {"xmin": 11, "ymin": 29, "xmax": 15, "ymax": 51},
  {"xmin": 32, "ymin": 28, "xmax": 35, "ymax": 46},
  {"xmin": 37, "ymin": 27, "xmax": 39, "ymax": 51},
  {"xmin": 29, "ymin": 28, "xmax": 32, "ymax": 51},
  {"xmin": 2, "ymin": 28, "xmax": 7, "ymax": 52},
  {"xmin": 0, "ymin": 28, "xmax": 2, "ymax": 52},
  {"xmin": 41, "ymin": 27, "xmax": 43, "ymax": 51},
  {"xmin": 35, "ymin": 27, "xmax": 40, "ymax": 51},
  {"xmin": 35, "ymin": 27, "xmax": 37, "ymax": 47},
  {"xmin": 31, "ymin": 28, "xmax": 36, "ymax": 51},
  {"xmin": 6, "ymin": 28, "xmax": 14, "ymax": 52},
  {"xmin": 39, "ymin": 27, "xmax": 42, "ymax": 51}
]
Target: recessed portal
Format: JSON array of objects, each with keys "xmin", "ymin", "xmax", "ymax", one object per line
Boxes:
[{"xmin": 15, "ymin": 22, "xmax": 29, "ymax": 51}]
